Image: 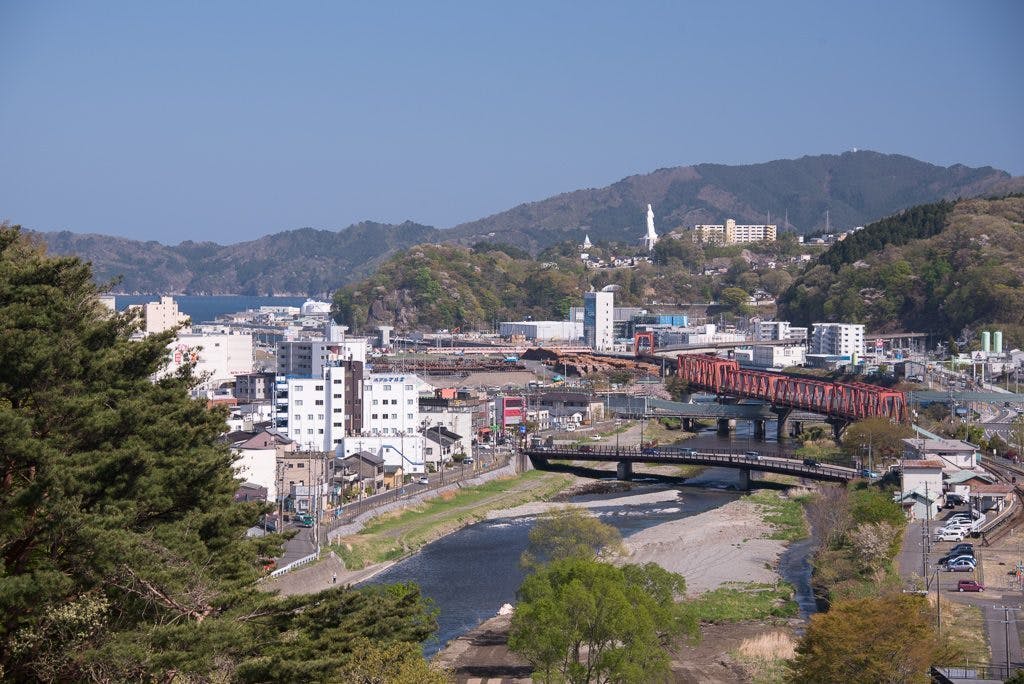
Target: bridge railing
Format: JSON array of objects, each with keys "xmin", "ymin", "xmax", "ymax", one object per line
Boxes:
[{"xmin": 526, "ymin": 445, "xmax": 857, "ymax": 480}]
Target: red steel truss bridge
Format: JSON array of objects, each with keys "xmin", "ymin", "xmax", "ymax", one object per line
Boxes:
[{"xmin": 677, "ymin": 354, "xmax": 909, "ymax": 428}]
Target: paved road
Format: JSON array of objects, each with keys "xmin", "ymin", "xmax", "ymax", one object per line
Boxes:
[{"xmin": 899, "ymin": 519, "xmax": 1024, "ymax": 674}]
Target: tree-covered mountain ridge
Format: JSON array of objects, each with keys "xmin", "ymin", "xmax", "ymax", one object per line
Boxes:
[
  {"xmin": 29, "ymin": 150, "xmax": 1023, "ymax": 295},
  {"xmin": 778, "ymin": 196, "xmax": 1024, "ymax": 347}
]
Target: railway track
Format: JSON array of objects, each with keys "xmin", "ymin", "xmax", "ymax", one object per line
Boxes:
[{"xmin": 976, "ymin": 457, "xmax": 1024, "ymax": 546}]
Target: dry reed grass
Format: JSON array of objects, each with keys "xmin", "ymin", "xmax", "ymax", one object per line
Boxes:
[{"xmin": 736, "ymin": 631, "xmax": 796, "ymax": 662}]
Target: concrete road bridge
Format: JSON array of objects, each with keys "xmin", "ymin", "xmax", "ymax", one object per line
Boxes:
[
  {"xmin": 606, "ymin": 395, "xmax": 826, "ymax": 440},
  {"xmin": 524, "ymin": 444, "xmax": 859, "ymax": 489}
]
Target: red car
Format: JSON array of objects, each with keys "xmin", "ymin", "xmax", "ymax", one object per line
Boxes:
[{"xmin": 957, "ymin": 579, "xmax": 984, "ymax": 592}]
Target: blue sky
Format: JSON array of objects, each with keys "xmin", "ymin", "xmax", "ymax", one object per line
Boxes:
[{"xmin": 1, "ymin": 1, "xmax": 1021, "ymax": 244}]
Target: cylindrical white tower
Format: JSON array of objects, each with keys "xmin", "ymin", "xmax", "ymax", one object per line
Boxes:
[
  {"xmin": 981, "ymin": 331, "xmax": 991, "ymax": 353},
  {"xmin": 994, "ymin": 331, "xmax": 1003, "ymax": 355}
]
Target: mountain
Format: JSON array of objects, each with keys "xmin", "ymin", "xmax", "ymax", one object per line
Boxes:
[
  {"xmin": 445, "ymin": 151, "xmax": 1024, "ymax": 253},
  {"xmin": 28, "ymin": 151, "xmax": 1024, "ymax": 295},
  {"xmin": 777, "ymin": 195, "xmax": 1024, "ymax": 347},
  {"xmin": 35, "ymin": 221, "xmax": 440, "ymax": 296}
]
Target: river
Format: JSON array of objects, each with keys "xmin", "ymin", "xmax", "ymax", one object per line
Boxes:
[{"xmin": 363, "ymin": 421, "xmax": 819, "ymax": 655}]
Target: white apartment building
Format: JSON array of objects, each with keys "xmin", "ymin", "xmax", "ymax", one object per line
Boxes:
[
  {"xmin": 693, "ymin": 219, "xmax": 777, "ymax": 245},
  {"xmin": 163, "ymin": 332, "xmax": 253, "ymax": 388},
  {"xmin": 362, "ymin": 373, "xmax": 429, "ymax": 438},
  {"xmin": 753, "ymin": 321, "xmax": 808, "ymax": 343},
  {"xmin": 584, "ymin": 290, "xmax": 614, "ymax": 351},
  {"xmin": 337, "ymin": 434, "xmax": 426, "ymax": 474},
  {"xmin": 281, "ymin": 363, "xmax": 364, "ymax": 451},
  {"xmin": 277, "ymin": 338, "xmax": 369, "ymax": 376},
  {"xmin": 130, "ymin": 296, "xmax": 191, "ymax": 335},
  {"xmin": 810, "ymin": 323, "xmax": 865, "ymax": 357}
]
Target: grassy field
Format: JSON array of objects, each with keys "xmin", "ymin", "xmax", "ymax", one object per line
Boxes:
[
  {"xmin": 332, "ymin": 470, "xmax": 573, "ymax": 569},
  {"xmin": 746, "ymin": 490, "xmax": 811, "ymax": 541},
  {"xmin": 688, "ymin": 582, "xmax": 799, "ymax": 623}
]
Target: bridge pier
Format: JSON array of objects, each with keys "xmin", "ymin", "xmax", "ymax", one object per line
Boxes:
[
  {"xmin": 753, "ymin": 419, "xmax": 766, "ymax": 440},
  {"xmin": 682, "ymin": 418, "xmax": 696, "ymax": 432},
  {"xmin": 773, "ymin": 407, "xmax": 792, "ymax": 441},
  {"xmin": 791, "ymin": 421, "xmax": 804, "ymax": 437},
  {"xmin": 616, "ymin": 461, "xmax": 633, "ymax": 481},
  {"xmin": 828, "ymin": 419, "xmax": 849, "ymax": 443},
  {"xmin": 737, "ymin": 467, "xmax": 750, "ymax": 491},
  {"xmin": 716, "ymin": 418, "xmax": 735, "ymax": 435}
]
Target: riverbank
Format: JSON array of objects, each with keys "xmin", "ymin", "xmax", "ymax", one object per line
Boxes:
[
  {"xmin": 490, "ymin": 484, "xmax": 800, "ymax": 596},
  {"xmin": 265, "ymin": 469, "xmax": 576, "ymax": 594}
]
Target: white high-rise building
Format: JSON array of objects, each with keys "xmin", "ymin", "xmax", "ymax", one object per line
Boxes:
[
  {"xmin": 810, "ymin": 323, "xmax": 865, "ymax": 357},
  {"xmin": 162, "ymin": 332, "xmax": 253, "ymax": 388},
  {"xmin": 362, "ymin": 373, "xmax": 429, "ymax": 438},
  {"xmin": 281, "ymin": 362, "xmax": 364, "ymax": 451},
  {"xmin": 277, "ymin": 338, "xmax": 368, "ymax": 377},
  {"xmin": 133, "ymin": 296, "xmax": 190, "ymax": 335},
  {"xmin": 753, "ymin": 321, "xmax": 807, "ymax": 343},
  {"xmin": 584, "ymin": 290, "xmax": 614, "ymax": 351}
]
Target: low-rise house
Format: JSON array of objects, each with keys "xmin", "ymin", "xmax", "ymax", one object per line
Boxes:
[
  {"xmin": 336, "ymin": 451, "xmax": 385, "ymax": 497},
  {"xmin": 898, "ymin": 459, "xmax": 944, "ymax": 520},
  {"xmin": 902, "ymin": 438, "xmax": 977, "ymax": 470}
]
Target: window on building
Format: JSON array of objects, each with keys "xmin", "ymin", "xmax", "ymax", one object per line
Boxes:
[
  {"xmin": 317, "ymin": 414, "xmax": 324, "ymax": 420},
  {"xmin": 333, "ymin": 379, "xmax": 342, "ymax": 384},
  {"xmin": 307, "ymin": 429, "xmax": 313, "ymax": 434},
  {"xmin": 307, "ymin": 414, "xmax": 313, "ymax": 420},
  {"xmin": 333, "ymin": 408, "xmax": 342, "ymax": 413},
  {"xmin": 315, "ymin": 385, "xmax": 323, "ymax": 391},
  {"xmin": 333, "ymin": 394, "xmax": 342, "ymax": 399},
  {"xmin": 405, "ymin": 384, "xmax": 413, "ymax": 390},
  {"xmin": 297, "ymin": 462, "xmax": 304, "ymax": 468},
  {"xmin": 407, "ymin": 399, "xmax": 414, "ymax": 405},
  {"xmin": 383, "ymin": 385, "xmax": 392, "ymax": 391},
  {"xmin": 318, "ymin": 429, "xmax": 324, "ymax": 434},
  {"xmin": 293, "ymin": 414, "xmax": 300, "ymax": 420},
  {"xmin": 295, "ymin": 385, "xmax": 303, "ymax": 391},
  {"xmin": 372, "ymin": 414, "xmax": 378, "ymax": 419},
  {"xmin": 391, "ymin": 413, "xmax": 398, "ymax": 419},
  {"xmin": 407, "ymin": 413, "xmax": 414, "ymax": 419},
  {"xmin": 372, "ymin": 399, "xmax": 378, "ymax": 405},
  {"xmin": 295, "ymin": 399, "xmax": 303, "ymax": 406},
  {"xmin": 315, "ymin": 399, "xmax": 324, "ymax": 405}
]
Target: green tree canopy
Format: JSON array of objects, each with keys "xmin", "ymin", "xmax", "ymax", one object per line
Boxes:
[
  {"xmin": 521, "ymin": 507, "xmax": 623, "ymax": 571},
  {"xmin": 509, "ymin": 558, "xmax": 696, "ymax": 684},
  {"xmin": 790, "ymin": 594, "xmax": 944, "ymax": 684},
  {"xmin": 841, "ymin": 416, "xmax": 913, "ymax": 466},
  {"xmin": 0, "ymin": 226, "xmax": 439, "ymax": 681}
]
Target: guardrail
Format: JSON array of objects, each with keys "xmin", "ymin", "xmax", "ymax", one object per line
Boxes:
[
  {"xmin": 269, "ymin": 551, "xmax": 318, "ymax": 578},
  {"xmin": 525, "ymin": 445, "xmax": 859, "ymax": 482}
]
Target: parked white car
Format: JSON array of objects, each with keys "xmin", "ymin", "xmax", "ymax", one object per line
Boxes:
[{"xmin": 935, "ymin": 529, "xmax": 966, "ymax": 542}]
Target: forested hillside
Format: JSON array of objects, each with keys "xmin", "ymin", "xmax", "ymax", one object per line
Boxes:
[
  {"xmin": 37, "ymin": 221, "xmax": 439, "ymax": 296},
  {"xmin": 778, "ymin": 196, "xmax": 1024, "ymax": 347},
  {"xmin": 32, "ymin": 151, "xmax": 1023, "ymax": 295},
  {"xmin": 446, "ymin": 151, "xmax": 1023, "ymax": 252},
  {"xmin": 332, "ymin": 237, "xmax": 810, "ymax": 333}
]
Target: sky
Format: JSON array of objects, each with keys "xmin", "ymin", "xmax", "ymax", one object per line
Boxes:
[{"xmin": 1, "ymin": 1, "xmax": 1022, "ymax": 245}]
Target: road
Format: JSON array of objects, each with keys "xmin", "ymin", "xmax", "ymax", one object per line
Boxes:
[{"xmin": 899, "ymin": 519, "xmax": 1024, "ymax": 676}]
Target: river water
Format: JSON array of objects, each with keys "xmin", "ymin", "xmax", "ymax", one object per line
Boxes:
[{"xmin": 364, "ymin": 421, "xmax": 819, "ymax": 655}]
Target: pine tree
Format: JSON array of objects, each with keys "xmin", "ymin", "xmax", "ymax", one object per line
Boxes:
[{"xmin": 0, "ymin": 225, "xmax": 438, "ymax": 681}]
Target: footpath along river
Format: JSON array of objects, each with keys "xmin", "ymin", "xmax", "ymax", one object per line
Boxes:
[{"xmin": 364, "ymin": 441, "xmax": 819, "ymax": 656}]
